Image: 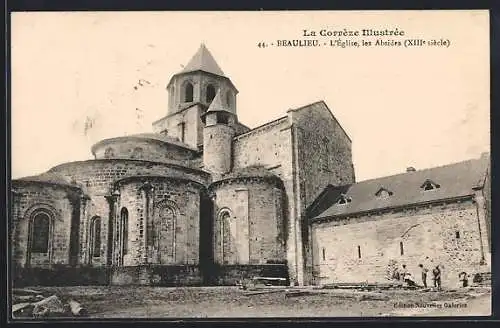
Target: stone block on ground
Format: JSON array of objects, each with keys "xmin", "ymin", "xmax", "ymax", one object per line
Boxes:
[
  {"xmin": 12, "ymin": 303, "xmax": 35, "ymax": 318},
  {"xmin": 32, "ymin": 295, "xmax": 66, "ymax": 318},
  {"xmin": 69, "ymin": 300, "xmax": 88, "ymax": 316}
]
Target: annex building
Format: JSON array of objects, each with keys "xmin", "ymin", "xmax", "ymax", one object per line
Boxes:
[{"xmin": 11, "ymin": 45, "xmax": 491, "ymax": 288}]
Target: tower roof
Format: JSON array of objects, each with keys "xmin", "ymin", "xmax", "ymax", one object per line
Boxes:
[
  {"xmin": 181, "ymin": 44, "xmax": 225, "ymax": 76},
  {"xmin": 206, "ymin": 89, "xmax": 232, "ymax": 113}
]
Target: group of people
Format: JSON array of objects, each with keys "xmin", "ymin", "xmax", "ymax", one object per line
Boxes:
[{"xmin": 393, "ymin": 263, "xmax": 442, "ymax": 290}]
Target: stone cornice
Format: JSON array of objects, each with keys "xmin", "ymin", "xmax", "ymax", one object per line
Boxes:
[
  {"xmin": 113, "ymin": 175, "xmax": 207, "ymax": 190},
  {"xmin": 47, "ymin": 159, "xmax": 211, "ymax": 178},
  {"xmin": 209, "ymin": 175, "xmax": 284, "ymax": 191},
  {"xmin": 233, "ymin": 116, "xmax": 289, "ymax": 141},
  {"xmin": 90, "ymin": 135, "xmax": 199, "ymax": 156}
]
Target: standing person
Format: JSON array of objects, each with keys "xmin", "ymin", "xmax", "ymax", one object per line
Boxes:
[
  {"xmin": 418, "ymin": 264, "xmax": 429, "ymax": 288},
  {"xmin": 432, "ymin": 265, "xmax": 442, "ymax": 290},
  {"xmin": 459, "ymin": 272, "xmax": 469, "ymax": 287}
]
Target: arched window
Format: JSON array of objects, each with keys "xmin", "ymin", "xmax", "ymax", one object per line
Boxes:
[
  {"xmin": 89, "ymin": 217, "xmax": 101, "ymax": 258},
  {"xmin": 184, "ymin": 82, "xmax": 193, "ymax": 102},
  {"xmin": 121, "ymin": 208, "xmax": 129, "ymax": 255},
  {"xmin": 154, "ymin": 201, "xmax": 178, "ymax": 264},
  {"xmin": 225, "ymin": 91, "xmax": 233, "ymax": 108},
  {"xmin": 104, "ymin": 147, "xmax": 114, "ymax": 159},
  {"xmin": 31, "ymin": 212, "xmax": 50, "ymax": 253},
  {"xmin": 206, "ymin": 84, "xmax": 216, "ymax": 103},
  {"xmin": 219, "ymin": 209, "xmax": 232, "ymax": 264}
]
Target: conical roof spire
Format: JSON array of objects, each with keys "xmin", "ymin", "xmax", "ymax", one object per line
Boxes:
[
  {"xmin": 181, "ymin": 44, "xmax": 225, "ymax": 76},
  {"xmin": 207, "ymin": 89, "xmax": 232, "ymax": 113}
]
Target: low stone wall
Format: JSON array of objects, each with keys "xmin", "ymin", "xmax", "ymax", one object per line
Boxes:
[
  {"xmin": 209, "ymin": 264, "xmax": 289, "ymax": 286},
  {"xmin": 111, "ymin": 265, "xmax": 202, "ymax": 286},
  {"xmin": 12, "ymin": 265, "xmax": 109, "ymax": 287}
]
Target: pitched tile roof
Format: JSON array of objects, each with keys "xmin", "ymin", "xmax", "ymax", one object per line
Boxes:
[
  {"xmin": 15, "ymin": 172, "xmax": 80, "ymax": 189},
  {"xmin": 313, "ymin": 154, "xmax": 489, "ymax": 220},
  {"xmin": 181, "ymin": 44, "xmax": 225, "ymax": 76}
]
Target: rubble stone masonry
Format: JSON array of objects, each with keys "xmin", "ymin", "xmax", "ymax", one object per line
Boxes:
[{"xmin": 311, "ymin": 199, "xmax": 488, "ymax": 288}]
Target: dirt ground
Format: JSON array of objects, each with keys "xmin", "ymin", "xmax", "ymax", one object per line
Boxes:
[{"xmin": 15, "ymin": 286, "xmax": 491, "ymax": 318}]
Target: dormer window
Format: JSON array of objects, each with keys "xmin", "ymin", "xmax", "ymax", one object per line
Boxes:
[
  {"xmin": 337, "ymin": 194, "xmax": 352, "ymax": 205},
  {"xmin": 421, "ymin": 179, "xmax": 440, "ymax": 191},
  {"xmin": 375, "ymin": 187, "xmax": 393, "ymax": 198}
]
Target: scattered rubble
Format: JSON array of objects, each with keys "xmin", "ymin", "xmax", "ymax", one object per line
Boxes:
[{"xmin": 11, "ymin": 288, "xmax": 88, "ymax": 319}]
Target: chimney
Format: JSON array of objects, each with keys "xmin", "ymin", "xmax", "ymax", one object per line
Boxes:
[{"xmin": 406, "ymin": 167, "xmax": 416, "ymax": 173}]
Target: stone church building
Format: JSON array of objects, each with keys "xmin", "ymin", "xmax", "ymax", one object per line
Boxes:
[{"xmin": 11, "ymin": 44, "xmax": 491, "ymax": 288}]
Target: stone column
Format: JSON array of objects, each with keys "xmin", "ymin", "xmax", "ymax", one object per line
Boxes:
[
  {"xmin": 67, "ymin": 191, "xmax": 86, "ymax": 267},
  {"xmin": 105, "ymin": 190, "xmax": 120, "ymax": 266},
  {"xmin": 139, "ymin": 182, "xmax": 154, "ymax": 265},
  {"xmin": 79, "ymin": 194, "xmax": 90, "ymax": 265}
]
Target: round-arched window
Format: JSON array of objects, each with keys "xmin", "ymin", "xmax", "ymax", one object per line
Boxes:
[
  {"xmin": 31, "ymin": 212, "xmax": 51, "ymax": 253},
  {"xmin": 184, "ymin": 82, "xmax": 194, "ymax": 102},
  {"xmin": 89, "ymin": 216, "xmax": 101, "ymax": 258},
  {"xmin": 206, "ymin": 84, "xmax": 216, "ymax": 103}
]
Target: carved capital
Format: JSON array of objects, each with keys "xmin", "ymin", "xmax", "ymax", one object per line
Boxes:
[
  {"xmin": 139, "ymin": 181, "xmax": 154, "ymax": 194},
  {"xmin": 105, "ymin": 189, "xmax": 121, "ymax": 205}
]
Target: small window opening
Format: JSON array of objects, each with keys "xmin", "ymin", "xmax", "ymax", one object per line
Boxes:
[
  {"xmin": 400, "ymin": 241, "xmax": 404, "ymax": 255},
  {"xmin": 217, "ymin": 113, "xmax": 229, "ymax": 124},
  {"xmin": 357, "ymin": 245, "xmax": 361, "ymax": 259},
  {"xmin": 337, "ymin": 194, "xmax": 351, "ymax": 205},
  {"xmin": 178, "ymin": 122, "xmax": 186, "ymax": 142},
  {"xmin": 184, "ymin": 82, "xmax": 193, "ymax": 102},
  {"xmin": 322, "ymin": 247, "xmax": 326, "ymax": 261},
  {"xmin": 31, "ymin": 213, "xmax": 50, "ymax": 253},
  {"xmin": 206, "ymin": 84, "xmax": 216, "ymax": 103},
  {"xmin": 421, "ymin": 180, "xmax": 440, "ymax": 191},
  {"xmin": 456, "ymin": 231, "xmax": 460, "ymax": 239}
]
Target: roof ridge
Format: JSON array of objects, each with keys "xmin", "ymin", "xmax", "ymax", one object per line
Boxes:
[
  {"xmin": 181, "ymin": 44, "xmax": 225, "ymax": 76},
  {"xmin": 356, "ymin": 156, "xmax": 484, "ymax": 184}
]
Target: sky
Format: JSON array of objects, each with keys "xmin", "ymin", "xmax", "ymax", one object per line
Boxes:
[{"xmin": 11, "ymin": 10, "xmax": 490, "ymax": 181}]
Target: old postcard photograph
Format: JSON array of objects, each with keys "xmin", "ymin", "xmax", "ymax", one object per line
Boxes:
[{"xmin": 9, "ymin": 10, "xmax": 491, "ymax": 318}]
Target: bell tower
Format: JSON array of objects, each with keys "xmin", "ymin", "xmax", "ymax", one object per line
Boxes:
[{"xmin": 152, "ymin": 44, "xmax": 239, "ymax": 149}]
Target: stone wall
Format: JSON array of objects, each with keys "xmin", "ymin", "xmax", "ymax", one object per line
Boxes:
[
  {"xmin": 289, "ymin": 101, "xmax": 354, "ymax": 285},
  {"xmin": 11, "ymin": 183, "xmax": 79, "ymax": 268},
  {"xmin": 111, "ymin": 265, "xmax": 202, "ymax": 286},
  {"xmin": 233, "ymin": 117, "xmax": 290, "ymax": 171},
  {"xmin": 232, "ymin": 117, "xmax": 300, "ymax": 284},
  {"xmin": 13, "ymin": 265, "xmax": 109, "ymax": 287},
  {"xmin": 291, "ymin": 102, "xmax": 355, "ymax": 210},
  {"xmin": 203, "ymin": 123, "xmax": 234, "ymax": 174},
  {"xmin": 153, "ymin": 104, "xmax": 204, "ymax": 149},
  {"xmin": 311, "ymin": 199, "xmax": 488, "ymax": 288},
  {"xmin": 211, "ymin": 179, "xmax": 287, "ymax": 266},
  {"xmin": 211, "ymin": 264, "xmax": 289, "ymax": 286},
  {"xmin": 93, "ymin": 138, "xmax": 198, "ymax": 163},
  {"xmin": 116, "ymin": 177, "xmax": 203, "ymax": 267},
  {"xmin": 47, "ymin": 159, "xmax": 210, "ymax": 267}
]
